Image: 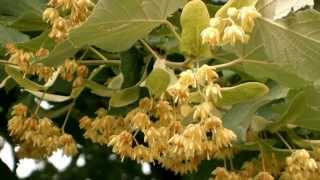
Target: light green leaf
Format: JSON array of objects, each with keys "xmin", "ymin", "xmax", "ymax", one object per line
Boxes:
[
  {"xmin": 180, "ymin": 0, "xmax": 211, "ymax": 58},
  {"xmin": 5, "ymin": 66, "xmax": 44, "ymax": 91},
  {"xmin": 257, "ymin": 15, "xmax": 320, "ymax": 84},
  {"xmin": 108, "ymin": 74, "xmax": 124, "ymax": 90},
  {"xmin": 222, "ymin": 9, "xmax": 320, "ymax": 89},
  {"xmin": 69, "ymin": 0, "xmax": 186, "ymax": 52},
  {"xmin": 218, "ymin": 82, "xmax": 269, "ymax": 106},
  {"xmin": 27, "ymin": 90, "xmax": 71, "ymax": 103},
  {"xmin": 144, "ymin": 68, "xmax": 170, "ymax": 97},
  {"xmin": 110, "ymin": 86, "xmax": 140, "ymax": 107}
]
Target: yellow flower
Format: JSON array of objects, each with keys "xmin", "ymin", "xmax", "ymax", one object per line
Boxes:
[
  {"xmin": 238, "ymin": 6, "xmax": 261, "ymax": 32},
  {"xmin": 42, "ymin": 8, "xmax": 59, "ymax": 23},
  {"xmin": 179, "ymin": 69, "xmax": 196, "ymax": 88},
  {"xmin": 200, "ymin": 27, "xmax": 220, "ymax": 46},
  {"xmin": 196, "ymin": 64, "xmax": 219, "ymax": 85},
  {"xmin": 222, "ymin": 25, "xmax": 249, "ymax": 45},
  {"xmin": 227, "ymin": 7, "xmax": 239, "ymax": 18}
]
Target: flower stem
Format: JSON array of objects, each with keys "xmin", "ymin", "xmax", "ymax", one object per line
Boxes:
[
  {"xmin": 140, "ymin": 39, "xmax": 161, "ymax": 60},
  {"xmin": 164, "ymin": 20, "xmax": 181, "ymax": 42}
]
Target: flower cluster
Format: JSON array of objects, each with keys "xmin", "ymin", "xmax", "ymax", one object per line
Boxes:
[
  {"xmin": 5, "ymin": 43, "xmax": 89, "ymax": 86},
  {"xmin": 5, "ymin": 43, "xmax": 53, "ymax": 81},
  {"xmin": 8, "ymin": 104, "xmax": 78, "ymax": 159},
  {"xmin": 60, "ymin": 59, "xmax": 88, "ymax": 87},
  {"xmin": 80, "ymin": 65, "xmax": 237, "ymax": 174},
  {"xmin": 43, "ymin": 0, "xmax": 95, "ymax": 41},
  {"xmin": 280, "ymin": 149, "xmax": 320, "ymax": 180},
  {"xmin": 201, "ymin": 6, "xmax": 261, "ymax": 47}
]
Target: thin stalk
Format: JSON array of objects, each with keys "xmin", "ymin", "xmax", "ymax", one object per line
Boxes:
[
  {"xmin": 211, "ymin": 59, "xmax": 242, "ymax": 70},
  {"xmin": 33, "ymin": 91, "xmax": 47, "ymax": 116},
  {"xmin": 140, "ymin": 39, "xmax": 161, "ymax": 60},
  {"xmin": 61, "ymin": 99, "xmax": 76, "ymax": 132},
  {"xmin": 0, "ymin": 59, "xmax": 19, "ymax": 66},
  {"xmin": 89, "ymin": 46, "xmax": 109, "ymax": 62},
  {"xmin": 164, "ymin": 20, "xmax": 181, "ymax": 41},
  {"xmin": 78, "ymin": 60, "xmax": 121, "ymax": 66},
  {"xmin": 276, "ymin": 132, "xmax": 293, "ymax": 151}
]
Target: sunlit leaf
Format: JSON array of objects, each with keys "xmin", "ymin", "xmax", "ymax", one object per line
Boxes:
[
  {"xmin": 69, "ymin": 0, "xmax": 186, "ymax": 52},
  {"xmin": 109, "ymin": 86, "xmax": 140, "ymax": 107},
  {"xmin": 218, "ymin": 82, "xmax": 269, "ymax": 106},
  {"xmin": 144, "ymin": 68, "xmax": 170, "ymax": 97}
]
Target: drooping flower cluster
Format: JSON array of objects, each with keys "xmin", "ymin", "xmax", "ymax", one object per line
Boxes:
[
  {"xmin": 280, "ymin": 149, "xmax": 320, "ymax": 180},
  {"xmin": 43, "ymin": 0, "xmax": 95, "ymax": 41},
  {"xmin": 60, "ymin": 59, "xmax": 89, "ymax": 87},
  {"xmin": 80, "ymin": 65, "xmax": 237, "ymax": 174},
  {"xmin": 5, "ymin": 43, "xmax": 89, "ymax": 86},
  {"xmin": 201, "ymin": 6, "xmax": 261, "ymax": 47},
  {"xmin": 5, "ymin": 43, "xmax": 53, "ymax": 81},
  {"xmin": 8, "ymin": 104, "xmax": 78, "ymax": 159}
]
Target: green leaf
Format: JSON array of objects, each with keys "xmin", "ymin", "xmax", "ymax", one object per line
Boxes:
[
  {"xmin": 256, "ymin": 14, "xmax": 320, "ymax": 84},
  {"xmin": 269, "ymin": 86, "xmax": 320, "ymax": 132},
  {"xmin": 17, "ymin": 31, "xmax": 55, "ymax": 52},
  {"xmin": 5, "ymin": 66, "xmax": 44, "ymax": 91},
  {"xmin": 69, "ymin": 0, "xmax": 186, "ymax": 52},
  {"xmin": 223, "ymin": 84, "xmax": 288, "ymax": 141},
  {"xmin": 242, "ymin": 61, "xmax": 309, "ymax": 89},
  {"xmin": 34, "ymin": 40, "xmax": 79, "ymax": 66},
  {"xmin": 219, "ymin": 9, "xmax": 320, "ymax": 89},
  {"xmin": 0, "ymin": 0, "xmax": 47, "ymax": 31},
  {"xmin": 85, "ymin": 80, "xmax": 115, "ymax": 97},
  {"xmin": 144, "ymin": 68, "xmax": 170, "ymax": 97},
  {"xmin": 180, "ymin": 0, "xmax": 211, "ymax": 58},
  {"xmin": 110, "ymin": 86, "xmax": 140, "ymax": 107},
  {"xmin": 120, "ymin": 47, "xmax": 143, "ymax": 88},
  {"xmin": 257, "ymin": 0, "xmax": 314, "ymax": 20},
  {"xmin": 218, "ymin": 82, "xmax": 269, "ymax": 106},
  {"xmin": 27, "ymin": 90, "xmax": 71, "ymax": 103},
  {"xmin": 0, "ymin": 25, "xmax": 29, "ymax": 46},
  {"xmin": 108, "ymin": 74, "xmax": 124, "ymax": 90}
]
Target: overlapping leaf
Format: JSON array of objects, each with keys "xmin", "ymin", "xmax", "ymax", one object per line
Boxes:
[{"xmin": 70, "ymin": 0, "xmax": 186, "ymax": 52}]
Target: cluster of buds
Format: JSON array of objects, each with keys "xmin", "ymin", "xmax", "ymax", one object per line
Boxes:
[
  {"xmin": 43, "ymin": 0, "xmax": 95, "ymax": 41},
  {"xmin": 5, "ymin": 43, "xmax": 54, "ymax": 81},
  {"xmin": 281, "ymin": 149, "xmax": 320, "ymax": 180},
  {"xmin": 201, "ymin": 6, "xmax": 261, "ymax": 46},
  {"xmin": 60, "ymin": 59, "xmax": 89, "ymax": 87},
  {"xmin": 80, "ymin": 64, "xmax": 237, "ymax": 174},
  {"xmin": 8, "ymin": 104, "xmax": 78, "ymax": 159}
]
